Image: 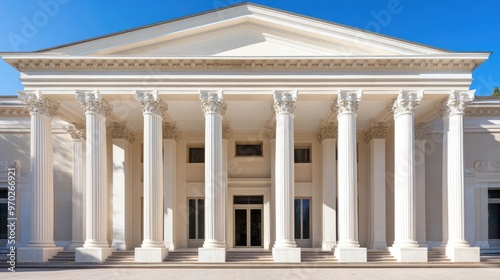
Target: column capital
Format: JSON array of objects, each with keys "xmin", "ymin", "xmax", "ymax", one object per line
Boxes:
[
  {"xmin": 415, "ymin": 122, "xmax": 429, "ymax": 140},
  {"xmin": 18, "ymin": 90, "xmax": 59, "ymax": 117},
  {"xmin": 336, "ymin": 90, "xmax": 362, "ymax": 116},
  {"xmin": 363, "ymin": 122, "xmax": 389, "ymax": 143},
  {"xmin": 200, "ymin": 90, "xmax": 226, "ymax": 115},
  {"xmin": 108, "ymin": 121, "xmax": 135, "ymax": 143},
  {"xmin": 76, "ymin": 90, "xmax": 112, "ymax": 116},
  {"xmin": 222, "ymin": 121, "xmax": 233, "ymax": 140},
  {"xmin": 273, "ymin": 90, "xmax": 297, "ymax": 115},
  {"xmin": 162, "ymin": 122, "xmax": 181, "ymax": 141},
  {"xmin": 317, "ymin": 121, "xmax": 338, "ymax": 143},
  {"xmin": 65, "ymin": 123, "xmax": 86, "ymax": 140},
  {"xmin": 392, "ymin": 90, "xmax": 423, "ymax": 117},
  {"xmin": 446, "ymin": 90, "xmax": 475, "ymax": 116},
  {"xmin": 136, "ymin": 90, "xmax": 167, "ymax": 116}
]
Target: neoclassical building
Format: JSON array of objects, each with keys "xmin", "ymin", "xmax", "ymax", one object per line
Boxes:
[{"xmin": 0, "ymin": 3, "xmax": 499, "ymax": 264}]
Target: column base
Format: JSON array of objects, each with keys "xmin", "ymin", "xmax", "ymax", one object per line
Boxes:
[
  {"xmin": 135, "ymin": 247, "xmax": 168, "ymax": 263},
  {"xmin": 368, "ymin": 241, "xmax": 387, "ymax": 250},
  {"xmin": 18, "ymin": 247, "xmax": 63, "ymax": 263},
  {"xmin": 68, "ymin": 242, "xmax": 85, "ymax": 251},
  {"xmin": 322, "ymin": 242, "xmax": 336, "ymax": 251},
  {"xmin": 198, "ymin": 247, "xmax": 226, "ymax": 262},
  {"xmin": 334, "ymin": 247, "xmax": 367, "ymax": 263},
  {"xmin": 112, "ymin": 241, "xmax": 128, "ymax": 251},
  {"xmin": 165, "ymin": 242, "xmax": 176, "ymax": 251},
  {"xmin": 76, "ymin": 247, "xmax": 115, "ymax": 263},
  {"xmin": 272, "ymin": 247, "xmax": 301, "ymax": 263},
  {"xmin": 389, "ymin": 247, "xmax": 427, "ymax": 262},
  {"xmin": 445, "ymin": 246, "xmax": 480, "ymax": 262}
]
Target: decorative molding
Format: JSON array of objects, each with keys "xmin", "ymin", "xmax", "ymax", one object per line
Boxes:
[
  {"xmin": 0, "ymin": 107, "xmax": 29, "ymax": 116},
  {"xmin": 273, "ymin": 90, "xmax": 297, "ymax": 114},
  {"xmin": 75, "ymin": 90, "xmax": 112, "ymax": 116},
  {"xmin": 162, "ymin": 122, "xmax": 181, "ymax": 141},
  {"xmin": 222, "ymin": 121, "xmax": 233, "ymax": 140},
  {"xmin": 11, "ymin": 58, "xmax": 480, "ymax": 72},
  {"xmin": 446, "ymin": 90, "xmax": 475, "ymax": 116},
  {"xmin": 108, "ymin": 121, "xmax": 135, "ymax": 143},
  {"xmin": 135, "ymin": 90, "xmax": 167, "ymax": 116},
  {"xmin": 392, "ymin": 90, "xmax": 423, "ymax": 117},
  {"xmin": 18, "ymin": 90, "xmax": 59, "ymax": 117},
  {"xmin": 474, "ymin": 161, "xmax": 500, "ymax": 173},
  {"xmin": 415, "ymin": 122, "xmax": 429, "ymax": 140},
  {"xmin": 466, "ymin": 107, "xmax": 500, "ymax": 116},
  {"xmin": 265, "ymin": 114, "xmax": 276, "ymax": 140},
  {"xmin": 416, "ymin": 98, "xmax": 447, "ymax": 123},
  {"xmin": 65, "ymin": 123, "xmax": 86, "ymax": 140},
  {"xmin": 317, "ymin": 121, "xmax": 338, "ymax": 143},
  {"xmin": 200, "ymin": 90, "xmax": 226, "ymax": 115},
  {"xmin": 336, "ymin": 90, "xmax": 362, "ymax": 116},
  {"xmin": 363, "ymin": 122, "xmax": 389, "ymax": 143}
]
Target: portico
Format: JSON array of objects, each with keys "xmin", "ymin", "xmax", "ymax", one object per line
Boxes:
[{"xmin": 1, "ymin": 3, "xmax": 491, "ymax": 264}]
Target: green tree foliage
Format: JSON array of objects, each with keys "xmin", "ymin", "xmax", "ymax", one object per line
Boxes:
[{"xmin": 493, "ymin": 87, "xmax": 500, "ymax": 96}]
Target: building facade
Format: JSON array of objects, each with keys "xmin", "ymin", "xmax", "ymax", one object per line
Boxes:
[{"xmin": 0, "ymin": 3, "xmax": 499, "ymax": 263}]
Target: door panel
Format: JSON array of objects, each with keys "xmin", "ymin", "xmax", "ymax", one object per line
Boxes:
[
  {"xmin": 250, "ymin": 209, "xmax": 262, "ymax": 247},
  {"xmin": 235, "ymin": 209, "xmax": 247, "ymax": 247}
]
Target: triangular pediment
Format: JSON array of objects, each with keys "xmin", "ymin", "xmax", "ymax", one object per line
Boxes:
[{"xmin": 40, "ymin": 3, "xmax": 448, "ymax": 57}]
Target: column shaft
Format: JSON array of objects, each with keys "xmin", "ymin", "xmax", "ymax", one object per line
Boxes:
[
  {"xmin": 337, "ymin": 113, "xmax": 359, "ymax": 247},
  {"xmin": 322, "ymin": 139, "xmax": 337, "ymax": 250},
  {"xmin": 164, "ymin": 139, "xmax": 177, "ymax": 250},
  {"xmin": 112, "ymin": 139, "xmax": 132, "ymax": 250},
  {"xmin": 70, "ymin": 139, "xmax": 85, "ymax": 249},
  {"xmin": 369, "ymin": 139, "xmax": 387, "ymax": 249},
  {"xmin": 415, "ymin": 139, "xmax": 427, "ymax": 246}
]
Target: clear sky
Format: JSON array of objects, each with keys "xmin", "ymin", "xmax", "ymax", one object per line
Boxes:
[{"xmin": 0, "ymin": 0, "xmax": 499, "ymax": 96}]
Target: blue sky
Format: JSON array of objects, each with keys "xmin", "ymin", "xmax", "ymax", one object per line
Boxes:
[{"xmin": 0, "ymin": 0, "xmax": 499, "ymax": 96}]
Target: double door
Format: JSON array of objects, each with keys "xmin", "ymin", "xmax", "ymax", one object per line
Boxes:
[{"xmin": 234, "ymin": 206, "xmax": 262, "ymax": 247}]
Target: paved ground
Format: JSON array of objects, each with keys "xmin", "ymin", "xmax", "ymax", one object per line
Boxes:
[{"xmin": 1, "ymin": 267, "xmax": 500, "ymax": 280}]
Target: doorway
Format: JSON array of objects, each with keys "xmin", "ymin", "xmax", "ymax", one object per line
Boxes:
[{"xmin": 233, "ymin": 196, "xmax": 263, "ymax": 248}]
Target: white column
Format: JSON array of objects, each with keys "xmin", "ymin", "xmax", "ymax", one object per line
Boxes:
[
  {"xmin": 75, "ymin": 90, "xmax": 115, "ymax": 263},
  {"xmin": 198, "ymin": 90, "xmax": 226, "ymax": 262},
  {"xmin": 66, "ymin": 124, "xmax": 86, "ymax": 251},
  {"xmin": 272, "ymin": 90, "xmax": 301, "ymax": 263},
  {"xmin": 109, "ymin": 122, "xmax": 135, "ymax": 251},
  {"xmin": 18, "ymin": 91, "xmax": 62, "ymax": 262},
  {"xmin": 135, "ymin": 90, "xmax": 168, "ymax": 262},
  {"xmin": 318, "ymin": 122, "xmax": 337, "ymax": 251},
  {"xmin": 390, "ymin": 90, "xmax": 427, "ymax": 262},
  {"xmin": 445, "ymin": 90, "xmax": 480, "ymax": 262},
  {"xmin": 365, "ymin": 122, "xmax": 389, "ymax": 250},
  {"xmin": 415, "ymin": 123, "xmax": 428, "ymax": 247},
  {"xmin": 163, "ymin": 122, "xmax": 180, "ymax": 251},
  {"xmin": 334, "ymin": 90, "xmax": 367, "ymax": 262},
  {"xmin": 266, "ymin": 123, "xmax": 276, "ymax": 249}
]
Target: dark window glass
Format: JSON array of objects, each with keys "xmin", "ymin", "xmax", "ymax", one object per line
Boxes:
[
  {"xmin": 189, "ymin": 148, "xmax": 204, "ymax": 163},
  {"xmin": 188, "ymin": 199, "xmax": 196, "ymax": 239},
  {"xmin": 294, "ymin": 148, "xmax": 311, "ymax": 163},
  {"xmin": 302, "ymin": 199, "xmax": 310, "ymax": 239},
  {"xmin": 0, "ymin": 203, "xmax": 7, "ymax": 239},
  {"xmin": 236, "ymin": 144, "xmax": 263, "ymax": 156},
  {"xmin": 250, "ymin": 209, "xmax": 262, "ymax": 247},
  {"xmin": 235, "ymin": 209, "xmax": 247, "ymax": 246},
  {"xmin": 489, "ymin": 203, "xmax": 500, "ymax": 239},
  {"xmin": 294, "ymin": 199, "xmax": 301, "ymax": 239},
  {"xmin": 488, "ymin": 190, "xmax": 500, "ymax": 199},
  {"xmin": 197, "ymin": 199, "xmax": 204, "ymax": 239},
  {"xmin": 234, "ymin": 196, "xmax": 263, "ymax": 205},
  {"xmin": 0, "ymin": 189, "xmax": 7, "ymax": 198}
]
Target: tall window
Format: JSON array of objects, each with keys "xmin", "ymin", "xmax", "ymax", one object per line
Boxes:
[
  {"xmin": 294, "ymin": 198, "xmax": 310, "ymax": 239},
  {"xmin": 188, "ymin": 198, "xmax": 204, "ymax": 239},
  {"xmin": 489, "ymin": 190, "xmax": 500, "ymax": 239}
]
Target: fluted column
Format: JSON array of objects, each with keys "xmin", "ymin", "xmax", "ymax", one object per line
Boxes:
[
  {"xmin": 390, "ymin": 90, "xmax": 427, "ymax": 262},
  {"xmin": 445, "ymin": 90, "xmax": 480, "ymax": 262},
  {"xmin": 163, "ymin": 122, "xmax": 181, "ymax": 251},
  {"xmin": 334, "ymin": 90, "xmax": 366, "ymax": 262},
  {"xmin": 317, "ymin": 122, "xmax": 338, "ymax": 251},
  {"xmin": 198, "ymin": 90, "xmax": 226, "ymax": 262},
  {"xmin": 66, "ymin": 124, "xmax": 86, "ymax": 251},
  {"xmin": 18, "ymin": 90, "xmax": 62, "ymax": 262},
  {"xmin": 135, "ymin": 90, "xmax": 168, "ymax": 262},
  {"xmin": 75, "ymin": 90, "xmax": 115, "ymax": 263},
  {"xmin": 272, "ymin": 90, "xmax": 301, "ymax": 263}
]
